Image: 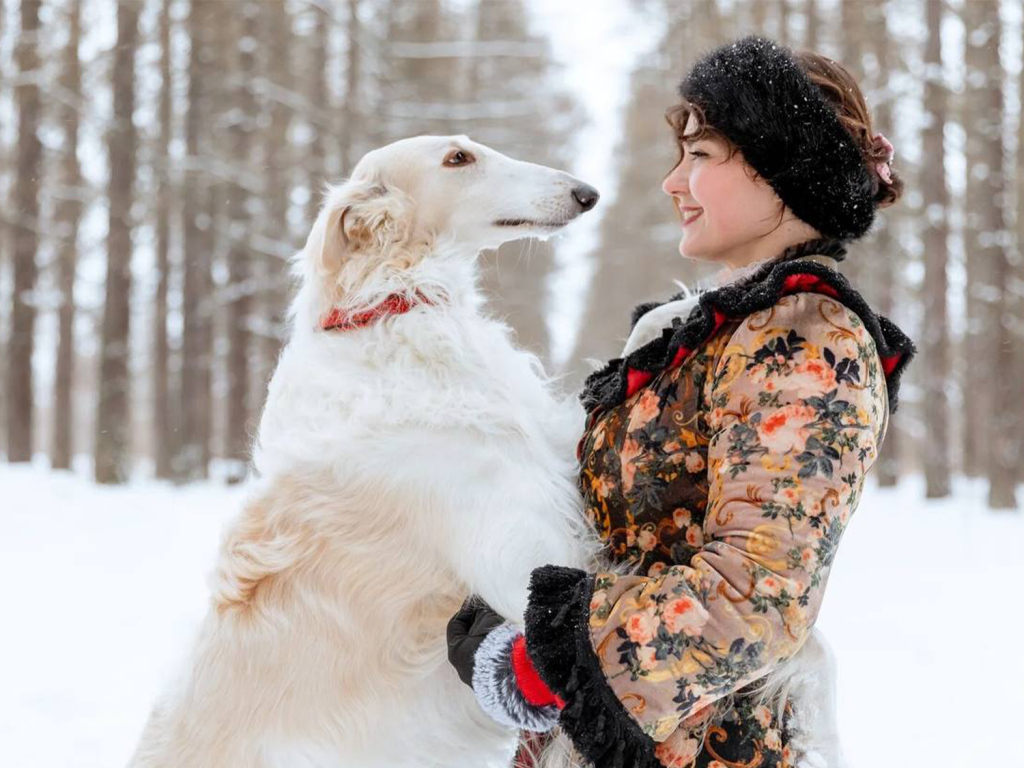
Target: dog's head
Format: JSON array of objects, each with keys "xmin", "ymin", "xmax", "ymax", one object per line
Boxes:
[{"xmin": 295, "ymin": 136, "xmax": 599, "ymax": 320}]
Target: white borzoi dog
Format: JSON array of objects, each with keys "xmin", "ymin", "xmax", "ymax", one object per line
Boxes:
[
  {"xmin": 128, "ymin": 136, "xmax": 605, "ymax": 768},
  {"xmin": 128, "ymin": 135, "xmax": 846, "ymax": 768}
]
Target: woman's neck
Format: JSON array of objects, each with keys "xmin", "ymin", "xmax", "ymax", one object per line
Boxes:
[
  {"xmin": 718, "ymin": 216, "xmax": 824, "ymax": 272},
  {"xmin": 704, "ymin": 235, "xmax": 845, "ymax": 290}
]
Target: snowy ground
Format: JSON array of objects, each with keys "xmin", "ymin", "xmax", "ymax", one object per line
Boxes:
[{"xmin": 1, "ymin": 463, "xmax": 1021, "ymax": 768}]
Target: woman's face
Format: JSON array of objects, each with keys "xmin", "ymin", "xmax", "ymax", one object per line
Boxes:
[{"xmin": 661, "ymin": 113, "xmax": 789, "ymax": 267}]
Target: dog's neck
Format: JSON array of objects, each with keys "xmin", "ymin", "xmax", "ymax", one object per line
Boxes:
[
  {"xmin": 321, "ymin": 291, "xmax": 435, "ymax": 332},
  {"xmin": 296, "ymin": 241, "xmax": 490, "ymax": 336}
]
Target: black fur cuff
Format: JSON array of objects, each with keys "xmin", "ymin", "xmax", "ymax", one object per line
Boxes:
[
  {"xmin": 471, "ymin": 622, "xmax": 561, "ymax": 733},
  {"xmin": 524, "ymin": 565, "xmax": 661, "ymax": 768}
]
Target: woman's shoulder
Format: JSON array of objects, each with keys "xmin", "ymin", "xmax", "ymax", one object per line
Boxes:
[
  {"xmin": 582, "ymin": 254, "xmax": 916, "ymax": 416},
  {"xmin": 709, "ymin": 291, "xmax": 888, "ymax": 415}
]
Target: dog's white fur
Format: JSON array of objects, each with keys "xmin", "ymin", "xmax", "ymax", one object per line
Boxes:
[
  {"xmin": 129, "ymin": 136, "xmax": 603, "ymax": 768},
  {"xmin": 129, "ymin": 135, "xmax": 844, "ymax": 768}
]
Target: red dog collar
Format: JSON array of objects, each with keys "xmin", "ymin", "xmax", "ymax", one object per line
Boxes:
[{"xmin": 321, "ymin": 292, "xmax": 433, "ymax": 332}]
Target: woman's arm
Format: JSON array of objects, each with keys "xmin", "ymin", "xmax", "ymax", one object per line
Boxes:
[{"xmin": 520, "ymin": 292, "xmax": 888, "ymax": 766}]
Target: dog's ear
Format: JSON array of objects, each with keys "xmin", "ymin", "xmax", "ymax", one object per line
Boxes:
[{"xmin": 315, "ymin": 181, "xmax": 412, "ymax": 275}]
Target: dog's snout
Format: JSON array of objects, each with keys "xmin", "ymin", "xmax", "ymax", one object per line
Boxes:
[{"xmin": 572, "ymin": 184, "xmax": 600, "ymax": 212}]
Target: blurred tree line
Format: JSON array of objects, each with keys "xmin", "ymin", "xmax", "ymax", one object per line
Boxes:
[{"xmin": 0, "ymin": 0, "xmax": 1020, "ymax": 511}]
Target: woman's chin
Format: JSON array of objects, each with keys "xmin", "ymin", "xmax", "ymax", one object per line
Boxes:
[{"xmin": 678, "ymin": 235, "xmax": 707, "ymax": 261}]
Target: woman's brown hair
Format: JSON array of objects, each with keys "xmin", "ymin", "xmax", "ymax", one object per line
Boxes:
[{"xmin": 665, "ymin": 50, "xmax": 903, "ymax": 209}]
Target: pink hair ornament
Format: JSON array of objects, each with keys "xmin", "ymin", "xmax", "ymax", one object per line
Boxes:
[{"xmin": 873, "ymin": 133, "xmax": 895, "ymax": 184}]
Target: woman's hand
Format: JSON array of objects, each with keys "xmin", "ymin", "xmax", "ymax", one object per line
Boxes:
[
  {"xmin": 445, "ymin": 595, "xmax": 564, "ymax": 732},
  {"xmin": 446, "ymin": 596, "xmax": 507, "ymax": 687}
]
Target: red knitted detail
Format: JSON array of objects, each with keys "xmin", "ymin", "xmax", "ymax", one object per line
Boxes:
[{"xmin": 511, "ymin": 634, "xmax": 565, "ymax": 710}]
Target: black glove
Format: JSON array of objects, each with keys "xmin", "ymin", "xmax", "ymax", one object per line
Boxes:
[
  {"xmin": 445, "ymin": 595, "xmax": 563, "ymax": 732},
  {"xmin": 446, "ymin": 595, "xmax": 507, "ymax": 688}
]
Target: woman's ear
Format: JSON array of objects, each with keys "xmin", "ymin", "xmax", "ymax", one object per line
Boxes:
[{"xmin": 315, "ymin": 180, "xmax": 412, "ymax": 275}]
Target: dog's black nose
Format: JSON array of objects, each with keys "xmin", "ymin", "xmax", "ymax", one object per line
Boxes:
[{"xmin": 572, "ymin": 184, "xmax": 600, "ymax": 212}]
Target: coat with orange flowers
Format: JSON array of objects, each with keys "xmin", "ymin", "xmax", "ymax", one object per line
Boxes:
[{"xmin": 521, "ymin": 239, "xmax": 915, "ymax": 768}]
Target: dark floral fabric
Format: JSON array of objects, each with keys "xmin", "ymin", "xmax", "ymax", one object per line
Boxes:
[{"xmin": 576, "ymin": 291, "xmax": 888, "ymax": 767}]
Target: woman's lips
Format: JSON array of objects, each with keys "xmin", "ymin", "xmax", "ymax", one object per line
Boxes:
[{"xmin": 681, "ymin": 208, "xmax": 703, "ymax": 227}]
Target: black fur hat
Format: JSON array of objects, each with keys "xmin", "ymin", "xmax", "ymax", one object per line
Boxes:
[{"xmin": 678, "ymin": 35, "xmax": 876, "ymax": 242}]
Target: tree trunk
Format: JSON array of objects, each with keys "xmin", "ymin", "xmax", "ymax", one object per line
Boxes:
[
  {"xmin": 52, "ymin": 0, "xmax": 83, "ymax": 471},
  {"xmin": 254, "ymin": 0, "xmax": 294, "ymax": 404},
  {"xmin": 1017, "ymin": 40, "xmax": 1024, "ymax": 486},
  {"xmin": 838, "ymin": 0, "xmax": 870, "ymax": 299},
  {"xmin": 153, "ymin": 0, "xmax": 173, "ymax": 479},
  {"xmin": 224, "ymin": 2, "xmax": 258, "ymax": 483},
  {"xmin": 6, "ymin": 0, "xmax": 42, "ymax": 463},
  {"xmin": 178, "ymin": 0, "xmax": 215, "ymax": 481},
  {"xmin": 340, "ymin": 0, "xmax": 362, "ymax": 175},
  {"xmin": 919, "ymin": 0, "xmax": 951, "ymax": 497},
  {"xmin": 778, "ymin": 0, "xmax": 790, "ymax": 47},
  {"xmin": 804, "ymin": 0, "xmax": 819, "ymax": 50},
  {"xmin": 864, "ymin": 0, "xmax": 901, "ymax": 487},
  {"xmin": 95, "ymin": 0, "xmax": 139, "ymax": 484},
  {"xmin": 305, "ymin": 3, "xmax": 330, "ymax": 225},
  {"xmin": 963, "ymin": 1, "xmax": 1016, "ymax": 509}
]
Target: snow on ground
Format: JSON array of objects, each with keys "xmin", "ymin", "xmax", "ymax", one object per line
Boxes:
[{"xmin": 1, "ymin": 463, "xmax": 1021, "ymax": 768}]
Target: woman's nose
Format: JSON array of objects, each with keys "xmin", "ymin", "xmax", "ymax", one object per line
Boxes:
[{"xmin": 662, "ymin": 161, "xmax": 688, "ymax": 197}]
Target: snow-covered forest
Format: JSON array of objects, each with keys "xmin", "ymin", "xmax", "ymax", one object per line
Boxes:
[
  {"xmin": 1, "ymin": 1, "xmax": 1023, "ymax": 767},
  {"xmin": 0, "ymin": 0, "xmax": 1021, "ymax": 509}
]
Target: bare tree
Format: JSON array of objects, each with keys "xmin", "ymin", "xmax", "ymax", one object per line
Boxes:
[
  {"xmin": 778, "ymin": 0, "xmax": 791, "ymax": 47},
  {"xmin": 253, "ymin": 0, "xmax": 294, "ymax": 400},
  {"xmin": 224, "ymin": 2, "xmax": 259, "ymax": 483},
  {"xmin": 5, "ymin": 0, "xmax": 42, "ymax": 463},
  {"xmin": 95, "ymin": 0, "xmax": 140, "ymax": 483},
  {"xmin": 838, "ymin": 0, "xmax": 871, "ymax": 299},
  {"xmin": 918, "ymin": 0, "xmax": 951, "ymax": 497},
  {"xmin": 52, "ymin": 0, "xmax": 83, "ymax": 471},
  {"xmin": 152, "ymin": 0, "xmax": 174, "ymax": 479},
  {"xmin": 751, "ymin": 0, "xmax": 768, "ymax": 34},
  {"xmin": 864, "ymin": 0, "xmax": 901, "ymax": 487},
  {"xmin": 962, "ymin": 0, "xmax": 1016, "ymax": 509},
  {"xmin": 804, "ymin": 0, "xmax": 819, "ymax": 51},
  {"xmin": 305, "ymin": 3, "xmax": 331, "ymax": 226},
  {"xmin": 340, "ymin": 0, "xmax": 362, "ymax": 175},
  {"xmin": 1017, "ymin": 28, "xmax": 1024, "ymax": 485},
  {"xmin": 178, "ymin": 0, "xmax": 216, "ymax": 480}
]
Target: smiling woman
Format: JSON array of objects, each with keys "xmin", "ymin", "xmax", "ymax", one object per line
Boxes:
[{"xmin": 446, "ymin": 35, "xmax": 916, "ymax": 768}]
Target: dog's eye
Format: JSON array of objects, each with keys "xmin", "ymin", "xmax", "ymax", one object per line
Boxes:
[{"xmin": 443, "ymin": 149, "xmax": 475, "ymax": 167}]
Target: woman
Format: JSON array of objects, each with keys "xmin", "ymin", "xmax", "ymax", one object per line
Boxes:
[{"xmin": 447, "ymin": 36, "xmax": 915, "ymax": 768}]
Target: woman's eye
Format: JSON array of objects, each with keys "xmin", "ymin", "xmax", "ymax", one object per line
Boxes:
[
  {"xmin": 444, "ymin": 149, "xmax": 475, "ymax": 167},
  {"xmin": 689, "ymin": 149, "xmax": 708, "ymax": 159}
]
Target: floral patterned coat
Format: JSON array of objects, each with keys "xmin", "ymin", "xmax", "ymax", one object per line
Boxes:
[{"xmin": 522, "ymin": 240, "xmax": 915, "ymax": 768}]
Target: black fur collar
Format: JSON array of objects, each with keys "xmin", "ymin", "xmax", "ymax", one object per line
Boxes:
[{"xmin": 580, "ymin": 237, "xmax": 916, "ymax": 414}]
